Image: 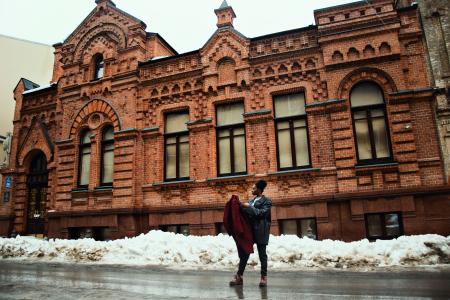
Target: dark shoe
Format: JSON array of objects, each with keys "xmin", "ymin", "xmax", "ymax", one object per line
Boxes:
[
  {"xmin": 259, "ymin": 276, "xmax": 267, "ymax": 287},
  {"xmin": 229, "ymin": 274, "xmax": 243, "ymax": 286}
]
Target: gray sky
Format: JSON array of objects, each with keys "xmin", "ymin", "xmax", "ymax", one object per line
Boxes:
[{"xmin": 0, "ymin": 0, "xmax": 353, "ymax": 54}]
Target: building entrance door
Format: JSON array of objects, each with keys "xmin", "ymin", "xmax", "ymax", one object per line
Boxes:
[{"xmin": 26, "ymin": 152, "xmax": 48, "ymax": 234}]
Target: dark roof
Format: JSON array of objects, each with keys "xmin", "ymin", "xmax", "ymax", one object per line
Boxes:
[
  {"xmin": 219, "ymin": 0, "xmax": 230, "ymax": 9},
  {"xmin": 13, "ymin": 78, "xmax": 40, "ymax": 94},
  {"xmin": 22, "ymin": 82, "xmax": 58, "ymax": 96},
  {"xmin": 22, "ymin": 78, "xmax": 40, "ymax": 91}
]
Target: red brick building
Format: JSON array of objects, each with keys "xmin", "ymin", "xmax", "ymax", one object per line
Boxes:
[{"xmin": 1, "ymin": 0, "xmax": 449, "ymax": 241}]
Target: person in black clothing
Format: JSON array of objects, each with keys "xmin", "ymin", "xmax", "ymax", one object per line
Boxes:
[{"xmin": 229, "ymin": 179, "xmax": 272, "ymax": 287}]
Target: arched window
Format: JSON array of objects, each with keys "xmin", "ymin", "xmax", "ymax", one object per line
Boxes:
[
  {"xmin": 26, "ymin": 152, "xmax": 48, "ymax": 234},
  {"xmin": 93, "ymin": 54, "xmax": 104, "ymax": 80},
  {"xmin": 78, "ymin": 129, "xmax": 92, "ymax": 188},
  {"xmin": 101, "ymin": 126, "xmax": 114, "ymax": 185},
  {"xmin": 351, "ymin": 82, "xmax": 392, "ymax": 163}
]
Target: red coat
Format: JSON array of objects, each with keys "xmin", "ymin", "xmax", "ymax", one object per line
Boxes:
[{"xmin": 223, "ymin": 195, "xmax": 254, "ymax": 255}]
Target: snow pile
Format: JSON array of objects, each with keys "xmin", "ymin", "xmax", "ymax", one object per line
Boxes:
[{"xmin": 0, "ymin": 231, "xmax": 449, "ymax": 270}]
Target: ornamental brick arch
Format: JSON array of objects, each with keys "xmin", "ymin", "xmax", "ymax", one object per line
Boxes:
[
  {"xmin": 21, "ymin": 149, "xmax": 50, "ymax": 173},
  {"xmin": 338, "ymin": 67, "xmax": 398, "ymax": 100},
  {"xmin": 74, "ymin": 23, "xmax": 127, "ymax": 63},
  {"xmin": 69, "ymin": 99, "xmax": 121, "ymax": 139}
]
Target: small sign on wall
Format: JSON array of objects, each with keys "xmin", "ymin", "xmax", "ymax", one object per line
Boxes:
[{"xmin": 5, "ymin": 176, "xmax": 12, "ymax": 189}]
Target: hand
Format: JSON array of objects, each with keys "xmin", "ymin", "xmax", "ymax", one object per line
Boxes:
[{"xmin": 241, "ymin": 203, "xmax": 250, "ymax": 208}]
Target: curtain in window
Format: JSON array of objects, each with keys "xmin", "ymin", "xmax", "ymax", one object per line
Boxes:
[
  {"xmin": 165, "ymin": 112, "xmax": 189, "ymax": 180},
  {"xmin": 79, "ymin": 130, "xmax": 91, "ymax": 187},
  {"xmin": 274, "ymin": 93, "xmax": 309, "ymax": 169}
]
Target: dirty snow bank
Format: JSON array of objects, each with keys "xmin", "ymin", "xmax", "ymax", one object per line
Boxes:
[{"xmin": 0, "ymin": 231, "xmax": 449, "ymax": 270}]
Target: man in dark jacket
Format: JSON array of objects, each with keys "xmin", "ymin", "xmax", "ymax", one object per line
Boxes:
[{"xmin": 229, "ymin": 179, "xmax": 272, "ymax": 287}]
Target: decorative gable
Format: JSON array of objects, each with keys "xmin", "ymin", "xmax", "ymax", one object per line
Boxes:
[
  {"xmin": 201, "ymin": 28, "xmax": 250, "ymax": 89},
  {"xmin": 58, "ymin": 0, "xmax": 147, "ymax": 66},
  {"xmin": 17, "ymin": 116, "xmax": 54, "ymax": 167}
]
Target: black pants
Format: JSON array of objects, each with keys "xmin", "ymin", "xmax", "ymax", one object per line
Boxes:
[{"xmin": 237, "ymin": 244, "xmax": 267, "ymax": 276}]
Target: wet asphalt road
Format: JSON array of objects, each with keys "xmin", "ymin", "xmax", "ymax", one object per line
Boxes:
[{"xmin": 0, "ymin": 261, "xmax": 449, "ymax": 300}]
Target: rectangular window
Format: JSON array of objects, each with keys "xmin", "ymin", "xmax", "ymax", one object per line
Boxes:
[
  {"xmin": 160, "ymin": 224, "xmax": 190, "ymax": 236},
  {"xmin": 365, "ymin": 212, "xmax": 403, "ymax": 240},
  {"xmin": 216, "ymin": 102, "xmax": 246, "ymax": 176},
  {"xmin": 164, "ymin": 112, "xmax": 189, "ymax": 181},
  {"xmin": 279, "ymin": 218, "xmax": 317, "ymax": 239},
  {"xmin": 274, "ymin": 93, "xmax": 310, "ymax": 170}
]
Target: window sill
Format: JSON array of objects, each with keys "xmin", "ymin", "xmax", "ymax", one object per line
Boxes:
[
  {"xmin": 94, "ymin": 186, "xmax": 113, "ymax": 191},
  {"xmin": 207, "ymin": 174, "xmax": 254, "ymax": 182},
  {"xmin": 93, "ymin": 186, "xmax": 113, "ymax": 196},
  {"xmin": 355, "ymin": 161, "xmax": 398, "ymax": 173},
  {"xmin": 152, "ymin": 179, "xmax": 194, "ymax": 186},
  {"xmin": 72, "ymin": 187, "xmax": 88, "ymax": 193},
  {"xmin": 268, "ymin": 168, "xmax": 320, "ymax": 176},
  {"xmin": 142, "ymin": 180, "xmax": 194, "ymax": 191}
]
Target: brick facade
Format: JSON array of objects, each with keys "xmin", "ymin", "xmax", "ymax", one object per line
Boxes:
[{"xmin": 1, "ymin": 0, "xmax": 449, "ymax": 240}]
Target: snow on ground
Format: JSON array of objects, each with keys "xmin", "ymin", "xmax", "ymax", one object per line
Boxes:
[{"xmin": 0, "ymin": 231, "xmax": 449, "ymax": 270}]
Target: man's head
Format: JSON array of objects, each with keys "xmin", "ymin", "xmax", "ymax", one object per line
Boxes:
[{"xmin": 252, "ymin": 179, "xmax": 267, "ymax": 196}]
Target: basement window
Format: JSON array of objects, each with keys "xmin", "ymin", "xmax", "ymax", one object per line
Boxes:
[{"xmin": 365, "ymin": 212, "xmax": 403, "ymax": 240}]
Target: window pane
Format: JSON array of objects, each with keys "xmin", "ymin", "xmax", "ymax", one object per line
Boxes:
[
  {"xmin": 179, "ymin": 225, "xmax": 190, "ymax": 236},
  {"xmin": 218, "ymin": 130, "xmax": 230, "ymax": 138},
  {"xmin": 293, "ymin": 119, "xmax": 306, "ymax": 128},
  {"xmin": 277, "ymin": 121, "xmax": 290, "ymax": 130},
  {"xmin": 372, "ymin": 113, "xmax": 390, "ymax": 158},
  {"xmin": 234, "ymin": 127, "xmax": 245, "ymax": 136},
  {"xmin": 165, "ymin": 144, "xmax": 176, "ymax": 179},
  {"xmin": 233, "ymin": 134, "xmax": 246, "ymax": 173},
  {"xmin": 102, "ymin": 149, "xmax": 114, "ymax": 184},
  {"xmin": 179, "ymin": 135, "xmax": 189, "ymax": 143},
  {"xmin": 217, "ymin": 103, "xmax": 244, "ymax": 126},
  {"xmin": 367, "ymin": 215, "xmax": 383, "ymax": 237},
  {"xmin": 300, "ymin": 219, "xmax": 317, "ymax": 239},
  {"xmin": 165, "ymin": 112, "xmax": 189, "ymax": 133},
  {"xmin": 277, "ymin": 125, "xmax": 293, "ymax": 168},
  {"xmin": 79, "ymin": 148, "xmax": 91, "ymax": 186},
  {"xmin": 166, "ymin": 136, "xmax": 176, "ymax": 145},
  {"xmin": 81, "ymin": 131, "xmax": 91, "ymax": 144},
  {"xmin": 294, "ymin": 127, "xmax": 309, "ymax": 166},
  {"xmin": 350, "ymin": 82, "xmax": 384, "ymax": 108},
  {"xmin": 385, "ymin": 214, "xmax": 401, "ymax": 236},
  {"xmin": 355, "ymin": 118, "xmax": 372, "ymax": 160},
  {"xmin": 103, "ymin": 127, "xmax": 114, "ymax": 141},
  {"xmin": 166, "ymin": 225, "xmax": 177, "ymax": 233},
  {"xmin": 95, "ymin": 58, "xmax": 104, "ymax": 79},
  {"xmin": 179, "ymin": 140, "xmax": 189, "ymax": 178},
  {"xmin": 274, "ymin": 93, "xmax": 306, "ymax": 118},
  {"xmin": 281, "ymin": 220, "xmax": 297, "ymax": 235},
  {"xmin": 219, "ymin": 136, "xmax": 231, "ymax": 174}
]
